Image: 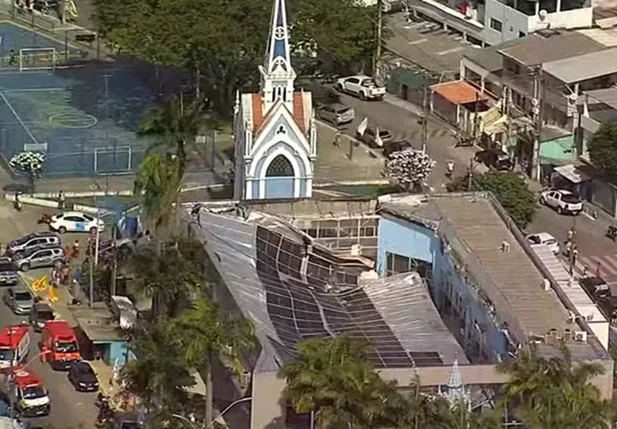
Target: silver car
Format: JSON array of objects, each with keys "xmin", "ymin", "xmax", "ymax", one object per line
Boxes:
[
  {"xmin": 317, "ymin": 103, "xmax": 355, "ymax": 126},
  {"xmin": 6, "ymin": 232, "xmax": 61, "ymax": 255},
  {"xmin": 3, "ymin": 286, "xmax": 34, "ymax": 315},
  {"xmin": 12, "ymin": 246, "xmax": 65, "ymax": 272}
]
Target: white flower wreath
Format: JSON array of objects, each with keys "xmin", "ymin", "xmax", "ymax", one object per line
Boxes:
[{"xmin": 9, "ymin": 151, "xmax": 46, "ymax": 177}]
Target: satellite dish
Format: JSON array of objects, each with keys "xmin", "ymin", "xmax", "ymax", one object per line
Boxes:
[
  {"xmin": 568, "ymin": 93, "xmax": 578, "ymax": 104},
  {"xmin": 538, "ymin": 9, "xmax": 548, "ymax": 20}
]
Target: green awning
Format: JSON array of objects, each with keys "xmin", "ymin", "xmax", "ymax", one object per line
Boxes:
[{"xmin": 540, "ymin": 135, "xmax": 575, "ymax": 165}]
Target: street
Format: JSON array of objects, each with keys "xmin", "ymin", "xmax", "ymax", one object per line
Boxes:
[
  {"xmin": 0, "ymin": 201, "xmax": 99, "ymax": 428},
  {"xmin": 317, "ymin": 87, "xmax": 485, "ymax": 189},
  {"xmin": 527, "ymin": 204, "xmax": 617, "ymax": 284}
]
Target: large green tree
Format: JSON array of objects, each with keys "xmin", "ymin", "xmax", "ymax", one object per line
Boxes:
[
  {"xmin": 169, "ymin": 297, "xmax": 257, "ymax": 427},
  {"xmin": 588, "ymin": 122, "xmax": 617, "ymax": 180},
  {"xmin": 92, "ymin": 0, "xmax": 381, "ymax": 115},
  {"xmin": 447, "ymin": 171, "xmax": 537, "ymax": 229},
  {"xmin": 498, "ymin": 344, "xmax": 613, "ymax": 429}
]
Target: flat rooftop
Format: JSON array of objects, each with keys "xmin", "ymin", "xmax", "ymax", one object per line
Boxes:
[
  {"xmin": 71, "ymin": 303, "xmax": 126, "ymax": 342},
  {"xmin": 584, "ymin": 87, "xmax": 617, "ymax": 110},
  {"xmin": 379, "ymin": 194, "xmax": 570, "ymax": 343},
  {"xmin": 542, "ymin": 48, "xmax": 617, "ymax": 84},
  {"xmin": 499, "ymin": 32, "xmax": 606, "ymax": 66},
  {"xmin": 185, "ymin": 207, "xmax": 467, "ymax": 374}
]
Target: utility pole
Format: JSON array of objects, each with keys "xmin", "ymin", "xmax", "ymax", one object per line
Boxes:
[
  {"xmin": 568, "ymin": 218, "xmax": 577, "ymax": 276},
  {"xmin": 472, "ymin": 92, "xmax": 480, "ymax": 143},
  {"xmin": 421, "ymin": 83, "xmax": 428, "ymax": 153},
  {"xmin": 374, "ymin": 0, "xmax": 383, "ymax": 79},
  {"xmin": 531, "ymin": 66, "xmax": 543, "ymax": 182},
  {"xmin": 8, "ymin": 327, "xmax": 14, "ymax": 420},
  {"xmin": 468, "ymin": 158, "xmax": 474, "ymax": 190}
]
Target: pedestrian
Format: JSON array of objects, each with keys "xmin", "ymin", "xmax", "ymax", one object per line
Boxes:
[
  {"xmin": 72, "ymin": 240, "xmax": 80, "ymax": 259},
  {"xmin": 8, "ymin": 50, "xmax": 16, "ymax": 67},
  {"xmin": 582, "ymin": 265, "xmax": 588, "ymax": 278},
  {"xmin": 572, "ymin": 245, "xmax": 579, "ymax": 266},
  {"xmin": 65, "ymin": 244, "xmax": 72, "ymax": 259},
  {"xmin": 333, "ymin": 131, "xmax": 341, "ymax": 147},
  {"xmin": 58, "ymin": 190, "xmax": 65, "ymax": 209},
  {"xmin": 446, "ymin": 160, "xmax": 454, "ymax": 178},
  {"xmin": 596, "ymin": 261, "xmax": 603, "ymax": 279}
]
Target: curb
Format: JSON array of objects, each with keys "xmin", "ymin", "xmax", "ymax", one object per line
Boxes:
[
  {"xmin": 3, "ymin": 193, "xmax": 112, "ymax": 216},
  {"xmin": 316, "ymin": 120, "xmax": 385, "ymax": 161}
]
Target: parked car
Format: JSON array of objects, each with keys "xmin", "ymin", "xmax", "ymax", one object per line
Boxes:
[
  {"xmin": 68, "ymin": 361, "xmax": 99, "ymax": 392},
  {"xmin": 357, "ymin": 127, "xmax": 393, "ymax": 148},
  {"xmin": 49, "ymin": 211, "xmax": 105, "ymax": 234},
  {"xmin": 316, "ymin": 103, "xmax": 355, "ymax": 126},
  {"xmin": 383, "ymin": 140, "xmax": 414, "ymax": 158},
  {"xmin": 580, "ymin": 276, "xmax": 611, "ymax": 301},
  {"xmin": 335, "ymin": 75, "xmax": 386, "ymax": 100},
  {"xmin": 3, "ymin": 286, "xmax": 34, "ymax": 315},
  {"xmin": 11, "ymin": 246, "xmax": 64, "ymax": 272},
  {"xmin": 6, "ymin": 232, "xmax": 61, "ymax": 256},
  {"xmin": 0, "ymin": 258, "xmax": 18, "ymax": 286},
  {"xmin": 526, "ymin": 232, "xmax": 560, "ymax": 254},
  {"xmin": 540, "ymin": 189, "xmax": 583, "ymax": 215},
  {"xmin": 474, "ymin": 149, "xmax": 513, "ymax": 171},
  {"xmin": 29, "ymin": 303, "xmax": 55, "ymax": 332}
]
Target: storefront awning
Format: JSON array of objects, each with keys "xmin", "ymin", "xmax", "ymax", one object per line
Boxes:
[{"xmin": 554, "ymin": 164, "xmax": 590, "ymax": 184}]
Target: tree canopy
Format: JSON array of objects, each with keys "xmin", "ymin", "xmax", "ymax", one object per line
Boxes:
[
  {"xmin": 92, "ymin": 0, "xmax": 382, "ymax": 115},
  {"xmin": 447, "ymin": 171, "xmax": 537, "ymax": 229},
  {"xmin": 588, "ymin": 122, "xmax": 617, "ymax": 181}
]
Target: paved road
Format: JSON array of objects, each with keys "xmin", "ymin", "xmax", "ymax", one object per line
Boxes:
[
  {"xmin": 527, "ymin": 204, "xmax": 617, "ymax": 283},
  {"xmin": 0, "ymin": 201, "xmax": 98, "ymax": 428},
  {"xmin": 315, "ymin": 86, "xmax": 486, "ymax": 190}
]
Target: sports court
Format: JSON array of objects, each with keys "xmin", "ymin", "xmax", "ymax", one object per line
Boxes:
[{"xmin": 0, "ymin": 21, "xmax": 154, "ymax": 177}]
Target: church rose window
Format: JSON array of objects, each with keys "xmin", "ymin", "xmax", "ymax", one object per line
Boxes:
[{"xmin": 266, "ymin": 154, "xmax": 294, "ymax": 177}]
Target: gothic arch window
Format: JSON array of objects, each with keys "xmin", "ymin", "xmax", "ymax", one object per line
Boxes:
[{"xmin": 266, "ymin": 154, "xmax": 294, "ymax": 177}]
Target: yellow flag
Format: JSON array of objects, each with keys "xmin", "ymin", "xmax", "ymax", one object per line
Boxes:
[
  {"xmin": 48, "ymin": 287, "xmax": 58, "ymax": 302},
  {"xmin": 32, "ymin": 276, "xmax": 47, "ymax": 292}
]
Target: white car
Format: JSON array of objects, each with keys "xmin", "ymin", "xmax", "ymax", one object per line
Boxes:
[
  {"xmin": 49, "ymin": 211, "xmax": 105, "ymax": 234},
  {"xmin": 335, "ymin": 75, "xmax": 386, "ymax": 100},
  {"xmin": 526, "ymin": 232, "xmax": 560, "ymax": 254},
  {"xmin": 540, "ymin": 189, "xmax": 583, "ymax": 215}
]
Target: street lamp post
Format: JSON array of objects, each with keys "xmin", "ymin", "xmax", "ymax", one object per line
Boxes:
[{"xmin": 208, "ymin": 397, "xmax": 252, "ymax": 428}]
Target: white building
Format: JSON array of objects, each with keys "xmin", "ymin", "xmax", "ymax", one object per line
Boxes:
[{"xmin": 233, "ymin": 0, "xmax": 317, "ymax": 200}]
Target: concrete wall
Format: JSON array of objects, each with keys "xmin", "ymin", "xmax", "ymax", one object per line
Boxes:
[{"xmin": 482, "ymin": 0, "xmax": 592, "ymax": 45}]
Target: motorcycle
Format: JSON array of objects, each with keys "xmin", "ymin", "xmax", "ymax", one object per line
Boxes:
[
  {"xmin": 95, "ymin": 392, "xmax": 110, "ymax": 409},
  {"xmin": 607, "ymin": 225, "xmax": 617, "ymax": 241},
  {"xmin": 38, "ymin": 212, "xmax": 52, "ymax": 224}
]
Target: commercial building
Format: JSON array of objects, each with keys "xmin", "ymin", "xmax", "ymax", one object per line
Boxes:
[{"xmin": 184, "ymin": 193, "xmax": 612, "ymax": 429}]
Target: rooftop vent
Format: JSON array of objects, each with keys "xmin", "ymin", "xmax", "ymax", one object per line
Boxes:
[
  {"xmin": 542, "ymin": 278, "xmax": 550, "ymax": 291},
  {"xmin": 500, "ymin": 241, "xmax": 510, "ymax": 253}
]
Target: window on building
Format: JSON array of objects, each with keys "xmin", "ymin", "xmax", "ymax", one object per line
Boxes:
[
  {"xmin": 266, "ymin": 154, "xmax": 294, "ymax": 177},
  {"xmin": 385, "ymin": 251, "xmax": 433, "ymax": 279},
  {"xmin": 490, "ymin": 18, "xmax": 503, "ymax": 32},
  {"xmin": 518, "ymin": 31, "xmax": 526, "ymax": 38}
]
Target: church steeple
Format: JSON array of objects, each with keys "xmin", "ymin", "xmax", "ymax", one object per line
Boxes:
[{"xmin": 259, "ymin": 0, "xmax": 296, "ymax": 113}]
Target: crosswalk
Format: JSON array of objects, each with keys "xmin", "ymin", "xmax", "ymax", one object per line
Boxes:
[
  {"xmin": 573, "ymin": 254, "xmax": 617, "ymax": 278},
  {"xmin": 389, "ymin": 128, "xmax": 454, "ymax": 142}
]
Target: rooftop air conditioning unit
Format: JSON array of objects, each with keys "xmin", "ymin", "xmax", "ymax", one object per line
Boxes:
[
  {"xmin": 574, "ymin": 331, "xmax": 587, "ymax": 342},
  {"xmin": 542, "ymin": 278, "xmax": 550, "ymax": 291},
  {"xmin": 500, "ymin": 241, "xmax": 510, "ymax": 253},
  {"xmin": 567, "ymin": 310, "xmax": 576, "ymax": 323}
]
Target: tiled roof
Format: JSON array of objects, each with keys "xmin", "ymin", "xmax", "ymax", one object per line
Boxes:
[
  {"xmin": 431, "ymin": 80, "xmax": 489, "ymax": 105},
  {"xmin": 251, "ymin": 92, "xmax": 306, "ymax": 134}
]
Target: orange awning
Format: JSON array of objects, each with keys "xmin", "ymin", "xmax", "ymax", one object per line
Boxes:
[{"xmin": 431, "ymin": 81, "xmax": 489, "ymax": 105}]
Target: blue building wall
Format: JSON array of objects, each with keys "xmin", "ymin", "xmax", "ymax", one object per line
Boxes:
[
  {"xmin": 99, "ymin": 340, "xmax": 130, "ymax": 366},
  {"xmin": 377, "ymin": 216, "xmax": 508, "ymax": 362}
]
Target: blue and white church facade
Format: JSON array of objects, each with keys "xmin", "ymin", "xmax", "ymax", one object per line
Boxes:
[{"xmin": 233, "ymin": 0, "xmax": 317, "ymax": 200}]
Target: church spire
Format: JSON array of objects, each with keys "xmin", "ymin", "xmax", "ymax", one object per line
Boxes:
[{"xmin": 259, "ymin": 0, "xmax": 296, "ymax": 112}]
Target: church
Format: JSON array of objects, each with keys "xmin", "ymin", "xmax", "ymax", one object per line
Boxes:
[{"xmin": 233, "ymin": 0, "xmax": 317, "ymax": 200}]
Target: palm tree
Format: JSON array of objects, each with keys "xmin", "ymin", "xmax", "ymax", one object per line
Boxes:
[
  {"xmin": 280, "ymin": 337, "xmax": 397, "ymax": 429},
  {"xmin": 169, "ymin": 297, "xmax": 257, "ymax": 428},
  {"xmin": 122, "ymin": 319, "xmax": 195, "ymax": 412},
  {"xmin": 135, "ymin": 95, "xmax": 205, "ymax": 236},
  {"xmin": 128, "ymin": 239, "xmax": 205, "ymax": 317},
  {"xmin": 498, "ymin": 343, "xmax": 613, "ymax": 428}
]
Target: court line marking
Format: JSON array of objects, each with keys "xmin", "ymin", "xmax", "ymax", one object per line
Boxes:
[
  {"xmin": 2, "ymin": 87, "xmax": 67, "ymax": 92},
  {"xmin": 0, "ymin": 90, "xmax": 39, "ymax": 144}
]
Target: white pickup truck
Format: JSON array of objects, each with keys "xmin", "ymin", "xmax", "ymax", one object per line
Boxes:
[{"xmin": 336, "ymin": 75, "xmax": 386, "ymax": 100}]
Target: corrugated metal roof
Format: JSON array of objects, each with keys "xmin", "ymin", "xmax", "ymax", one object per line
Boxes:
[{"xmin": 543, "ymin": 48, "xmax": 617, "ymax": 84}]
